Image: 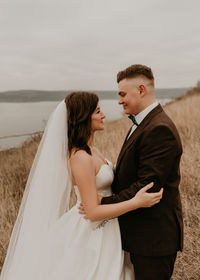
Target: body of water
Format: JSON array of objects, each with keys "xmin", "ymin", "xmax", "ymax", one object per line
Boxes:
[
  {"xmin": 0, "ymin": 87, "xmax": 190, "ymax": 150},
  {"xmin": 0, "ymin": 100, "xmax": 124, "ymax": 150}
]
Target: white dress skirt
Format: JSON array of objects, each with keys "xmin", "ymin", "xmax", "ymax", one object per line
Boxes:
[{"xmin": 39, "ymin": 161, "xmax": 135, "ymax": 280}]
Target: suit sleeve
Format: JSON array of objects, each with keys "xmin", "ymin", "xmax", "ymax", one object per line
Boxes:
[{"xmin": 101, "ymin": 125, "xmax": 181, "ymax": 204}]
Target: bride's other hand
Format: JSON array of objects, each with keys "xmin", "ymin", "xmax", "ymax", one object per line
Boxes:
[{"xmin": 133, "ymin": 182, "xmax": 163, "ymax": 208}]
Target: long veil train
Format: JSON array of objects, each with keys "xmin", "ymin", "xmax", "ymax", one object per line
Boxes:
[{"xmin": 0, "ymin": 101, "xmax": 72, "ymax": 280}]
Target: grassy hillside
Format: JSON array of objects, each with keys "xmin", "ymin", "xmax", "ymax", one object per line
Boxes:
[{"xmin": 0, "ymin": 90, "xmax": 200, "ymax": 279}]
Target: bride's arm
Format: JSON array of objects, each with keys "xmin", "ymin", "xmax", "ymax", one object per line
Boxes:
[{"xmin": 70, "ymin": 151, "xmax": 163, "ymax": 222}]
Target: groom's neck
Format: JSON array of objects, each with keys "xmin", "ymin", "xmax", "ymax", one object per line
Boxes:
[{"xmin": 136, "ymin": 97, "xmax": 156, "ymax": 115}]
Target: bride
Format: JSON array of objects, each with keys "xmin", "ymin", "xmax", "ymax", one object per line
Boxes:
[{"xmin": 0, "ymin": 91, "xmax": 163, "ymax": 280}]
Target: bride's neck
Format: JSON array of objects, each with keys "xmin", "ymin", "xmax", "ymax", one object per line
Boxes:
[{"xmin": 88, "ymin": 133, "xmax": 94, "ymax": 148}]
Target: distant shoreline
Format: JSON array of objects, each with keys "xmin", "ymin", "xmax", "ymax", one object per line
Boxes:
[{"xmin": 0, "ymin": 88, "xmax": 191, "ymax": 103}]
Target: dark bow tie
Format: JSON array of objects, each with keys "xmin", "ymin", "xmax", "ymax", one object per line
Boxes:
[{"xmin": 128, "ymin": 115, "xmax": 139, "ymax": 126}]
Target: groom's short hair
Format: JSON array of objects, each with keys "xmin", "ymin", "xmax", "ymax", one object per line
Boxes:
[{"xmin": 117, "ymin": 64, "xmax": 154, "ymax": 85}]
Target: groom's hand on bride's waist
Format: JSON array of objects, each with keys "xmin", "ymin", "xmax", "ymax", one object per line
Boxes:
[
  {"xmin": 78, "ymin": 203, "xmax": 87, "ymax": 219},
  {"xmin": 97, "ymin": 195, "xmax": 103, "ymax": 204},
  {"xmin": 78, "ymin": 195, "xmax": 103, "ymax": 219}
]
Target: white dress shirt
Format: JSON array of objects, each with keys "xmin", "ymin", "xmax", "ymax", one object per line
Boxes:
[{"xmin": 127, "ymin": 101, "xmax": 159, "ymax": 140}]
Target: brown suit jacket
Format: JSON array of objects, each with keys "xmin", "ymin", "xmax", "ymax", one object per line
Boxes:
[{"xmin": 102, "ymin": 104, "xmax": 183, "ymax": 256}]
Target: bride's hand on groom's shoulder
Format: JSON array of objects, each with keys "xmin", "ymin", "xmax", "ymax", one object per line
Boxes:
[{"xmin": 133, "ymin": 182, "xmax": 163, "ymax": 209}]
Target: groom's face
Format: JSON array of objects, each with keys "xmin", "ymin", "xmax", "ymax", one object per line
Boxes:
[{"xmin": 118, "ymin": 78, "xmax": 142, "ymax": 115}]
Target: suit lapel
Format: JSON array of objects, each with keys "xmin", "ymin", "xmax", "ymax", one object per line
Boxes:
[
  {"xmin": 115, "ymin": 127, "xmax": 132, "ymax": 167},
  {"xmin": 116, "ymin": 104, "xmax": 163, "ymax": 169}
]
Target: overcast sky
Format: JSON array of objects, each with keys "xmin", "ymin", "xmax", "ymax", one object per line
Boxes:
[{"xmin": 0, "ymin": 0, "xmax": 199, "ymax": 91}]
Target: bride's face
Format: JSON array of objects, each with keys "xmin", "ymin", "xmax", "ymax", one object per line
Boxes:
[{"xmin": 91, "ymin": 104, "xmax": 105, "ymax": 132}]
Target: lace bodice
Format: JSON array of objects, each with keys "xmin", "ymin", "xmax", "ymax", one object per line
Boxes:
[{"xmin": 74, "ymin": 160, "xmax": 114, "ymax": 202}]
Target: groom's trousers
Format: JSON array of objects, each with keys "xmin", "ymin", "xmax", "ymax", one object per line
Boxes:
[{"xmin": 130, "ymin": 253, "xmax": 177, "ymax": 280}]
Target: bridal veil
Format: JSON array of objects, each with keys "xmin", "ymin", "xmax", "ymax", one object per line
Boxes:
[{"xmin": 0, "ymin": 100, "xmax": 72, "ymax": 279}]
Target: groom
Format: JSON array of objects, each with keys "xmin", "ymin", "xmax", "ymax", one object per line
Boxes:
[{"xmin": 101, "ymin": 64, "xmax": 183, "ymax": 280}]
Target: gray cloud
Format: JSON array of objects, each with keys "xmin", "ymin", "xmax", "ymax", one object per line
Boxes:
[{"xmin": 0, "ymin": 0, "xmax": 200, "ymax": 91}]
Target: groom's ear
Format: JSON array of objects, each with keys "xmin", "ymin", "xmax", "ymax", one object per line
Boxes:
[{"xmin": 138, "ymin": 84, "xmax": 146, "ymax": 97}]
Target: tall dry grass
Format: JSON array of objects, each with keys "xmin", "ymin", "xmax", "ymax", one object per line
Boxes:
[{"xmin": 0, "ymin": 93, "xmax": 200, "ymax": 279}]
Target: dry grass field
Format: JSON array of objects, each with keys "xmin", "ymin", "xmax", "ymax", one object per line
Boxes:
[{"xmin": 0, "ymin": 90, "xmax": 200, "ymax": 279}]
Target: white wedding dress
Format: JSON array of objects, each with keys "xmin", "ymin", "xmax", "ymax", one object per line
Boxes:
[
  {"xmin": 0, "ymin": 101, "xmax": 135, "ymax": 280},
  {"xmin": 39, "ymin": 160, "xmax": 135, "ymax": 280}
]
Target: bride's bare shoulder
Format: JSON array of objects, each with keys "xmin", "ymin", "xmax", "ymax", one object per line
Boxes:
[{"xmin": 69, "ymin": 149, "xmax": 94, "ymax": 171}]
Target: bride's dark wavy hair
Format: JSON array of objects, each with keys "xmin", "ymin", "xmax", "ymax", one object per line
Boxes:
[{"xmin": 65, "ymin": 91, "xmax": 99, "ymax": 156}]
